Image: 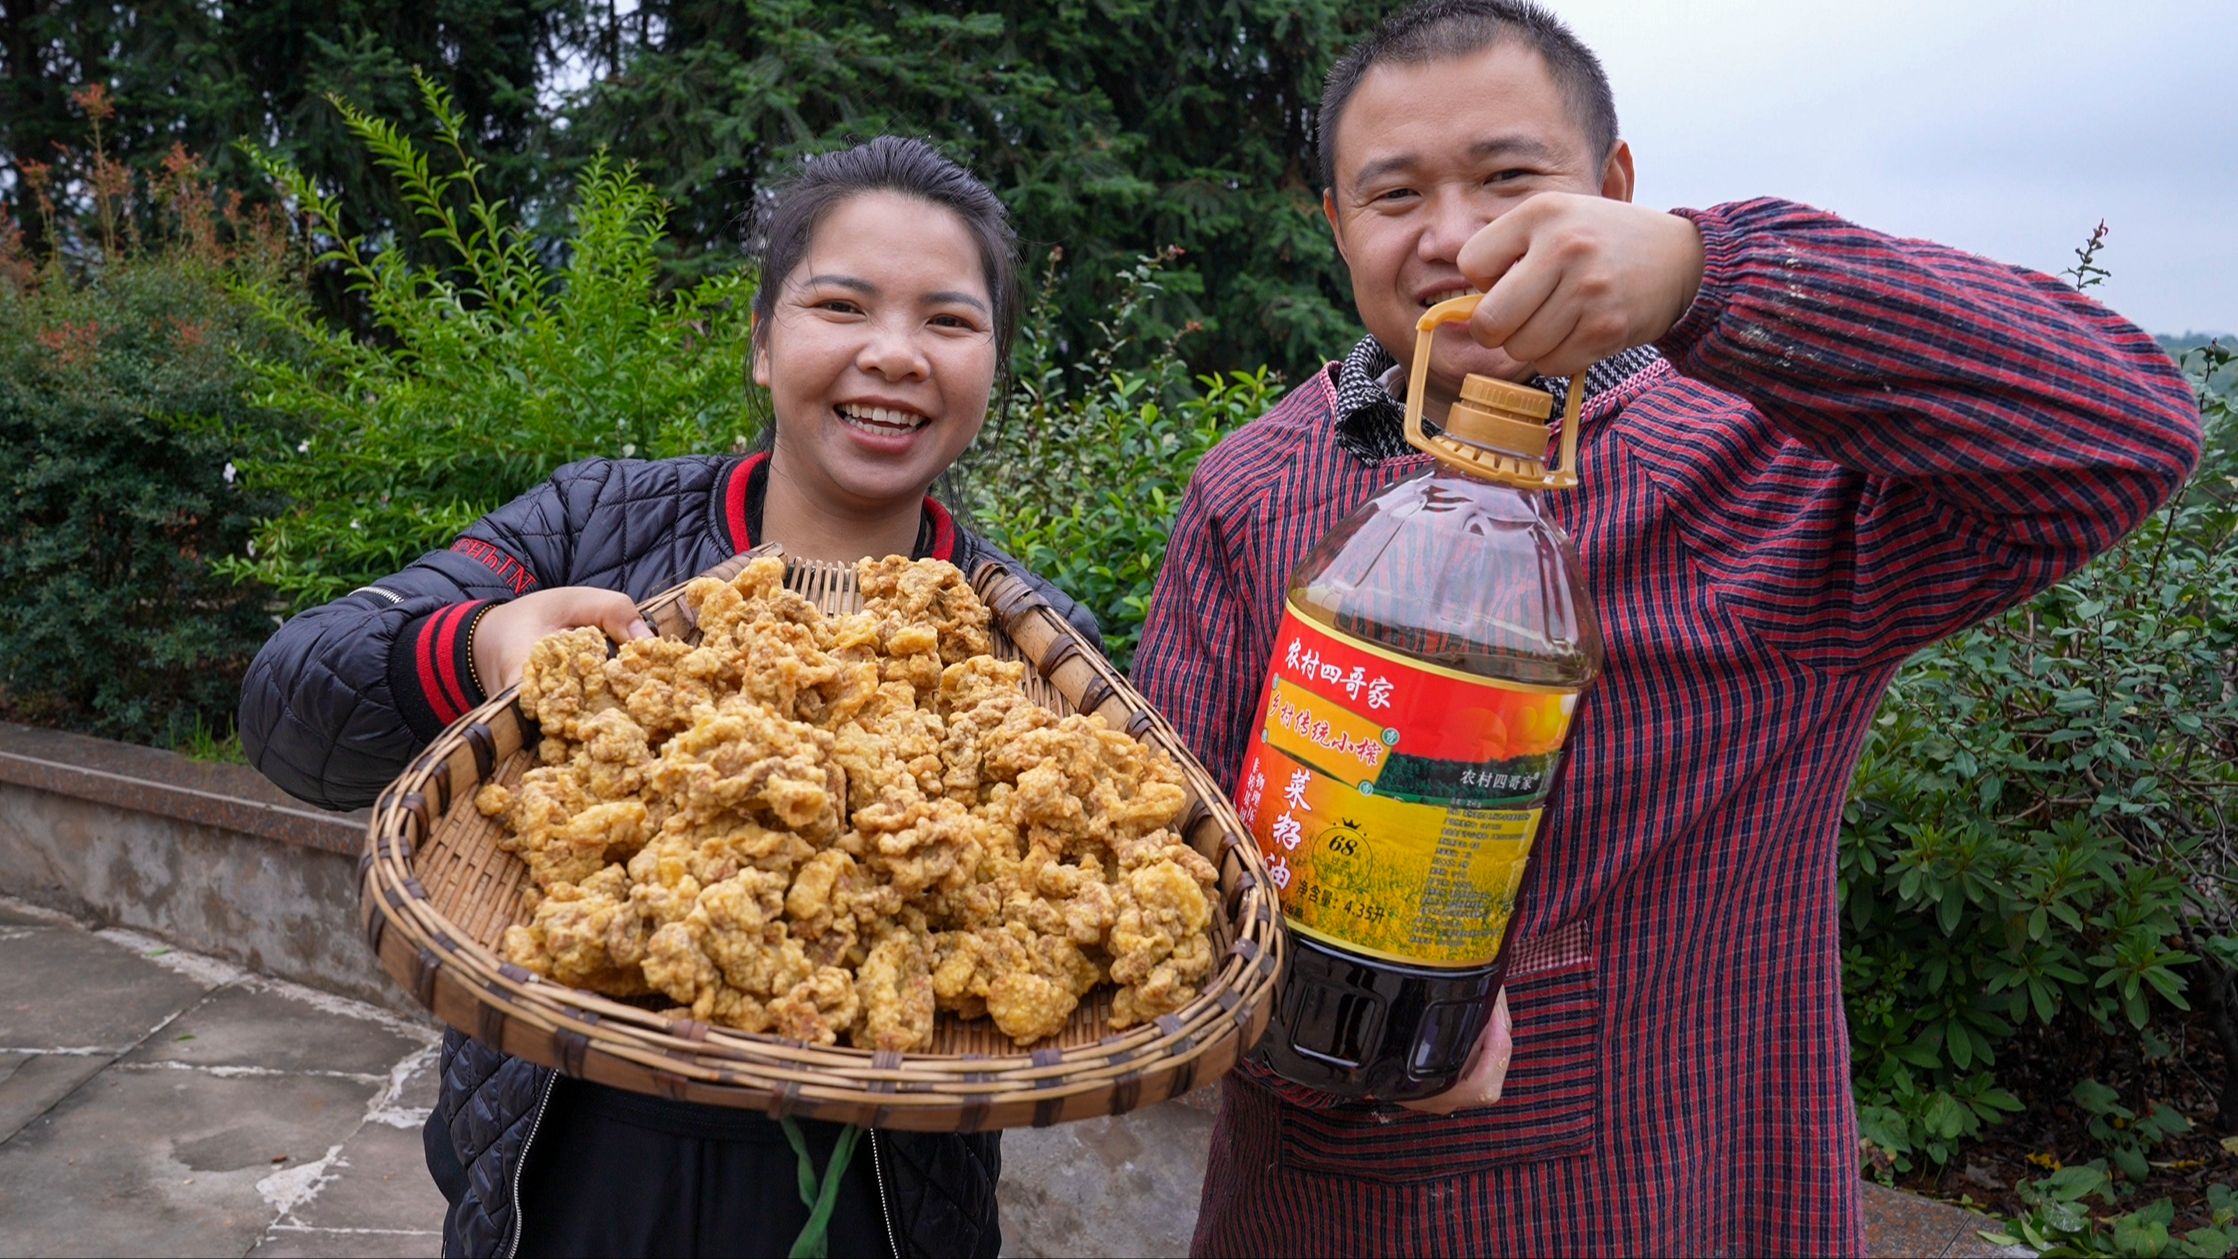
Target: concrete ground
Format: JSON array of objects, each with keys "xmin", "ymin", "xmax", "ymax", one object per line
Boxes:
[{"xmin": 0, "ymin": 895, "xmax": 2017, "ymax": 1258}]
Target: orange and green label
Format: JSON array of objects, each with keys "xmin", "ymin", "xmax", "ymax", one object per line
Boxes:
[{"xmin": 1237, "ymin": 602, "xmax": 1580, "ymax": 968}]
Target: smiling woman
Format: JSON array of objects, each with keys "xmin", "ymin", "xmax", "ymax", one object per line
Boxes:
[
  {"xmin": 238, "ymin": 134, "xmax": 1103, "ymax": 1259},
  {"xmin": 753, "ymin": 189, "xmax": 1003, "ymax": 561}
]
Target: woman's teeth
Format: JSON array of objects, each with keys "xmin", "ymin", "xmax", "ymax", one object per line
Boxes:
[
  {"xmin": 838, "ymin": 405, "xmax": 929, "ymax": 433},
  {"xmin": 1420, "ymin": 287, "xmax": 1484, "ymax": 308}
]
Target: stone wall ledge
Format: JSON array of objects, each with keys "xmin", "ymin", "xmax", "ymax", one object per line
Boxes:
[
  {"xmin": 0, "ymin": 721, "xmax": 402, "ymax": 1012},
  {"xmin": 0, "ymin": 721, "xmax": 365, "ymax": 855}
]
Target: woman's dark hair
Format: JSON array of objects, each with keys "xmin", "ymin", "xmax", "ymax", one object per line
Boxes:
[{"xmin": 749, "ymin": 134, "xmax": 1023, "ymax": 375}]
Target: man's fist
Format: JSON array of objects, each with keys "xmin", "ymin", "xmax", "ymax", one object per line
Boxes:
[
  {"xmin": 1458, "ymin": 192, "xmax": 1704, "ymax": 379},
  {"xmin": 469, "ymin": 586, "xmax": 651, "ymax": 696}
]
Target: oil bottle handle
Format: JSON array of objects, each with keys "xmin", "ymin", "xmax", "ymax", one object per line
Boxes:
[{"xmin": 1408, "ymin": 294, "xmax": 1583, "ymax": 490}]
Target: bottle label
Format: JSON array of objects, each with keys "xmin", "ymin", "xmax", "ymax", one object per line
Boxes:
[{"xmin": 1237, "ymin": 601, "xmax": 1580, "ymax": 968}]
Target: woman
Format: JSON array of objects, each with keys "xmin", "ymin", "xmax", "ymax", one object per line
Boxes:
[{"xmin": 239, "ymin": 135, "xmax": 1099, "ymax": 1258}]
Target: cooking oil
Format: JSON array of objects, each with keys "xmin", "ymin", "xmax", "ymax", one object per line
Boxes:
[{"xmin": 1241, "ymin": 296, "xmax": 1604, "ymax": 1100}]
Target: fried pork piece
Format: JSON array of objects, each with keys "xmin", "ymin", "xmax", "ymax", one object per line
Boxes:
[
  {"xmin": 472, "ymin": 706, "xmax": 657, "ymax": 887},
  {"xmin": 501, "ymin": 864, "xmax": 653, "ymax": 996},
  {"xmin": 603, "ymin": 636, "xmax": 711, "ymax": 742},
  {"xmin": 769, "ymin": 964, "xmax": 862, "ymax": 1045},
  {"xmin": 640, "ymin": 870, "xmax": 862, "ymax": 1045},
  {"xmin": 686, "ymin": 558, "xmax": 903, "ymax": 728},
  {"xmin": 875, "ymin": 624, "xmax": 944, "ymax": 701},
  {"xmin": 732, "ymin": 611, "xmax": 840, "ymax": 722},
  {"xmin": 830, "ymin": 681, "xmax": 943, "ymax": 813},
  {"xmin": 518, "ymin": 626, "xmax": 623, "ymax": 741},
  {"xmin": 639, "ymin": 868, "xmax": 787, "ymax": 1021},
  {"xmin": 984, "ymin": 710, "xmax": 1189, "ymax": 855},
  {"xmin": 483, "ymin": 765, "xmax": 648, "ymax": 887},
  {"xmin": 825, "ymin": 610, "xmax": 882, "ymax": 662},
  {"xmin": 690, "ymin": 557, "xmax": 825, "ymax": 646},
  {"xmin": 474, "ymin": 781, "xmax": 514, "ymax": 819},
  {"xmin": 782, "ymin": 847, "xmax": 903, "ymax": 967},
  {"xmin": 934, "ymin": 658, "xmax": 1035, "ymax": 802},
  {"xmin": 1107, "ymin": 848, "xmax": 1219, "ymax": 1029},
  {"xmin": 853, "ymin": 930, "xmax": 936, "ymax": 1051},
  {"xmin": 565, "ymin": 707, "xmax": 656, "ymax": 801},
  {"xmin": 629, "ymin": 817, "xmax": 815, "ymax": 889},
  {"xmin": 646, "ymin": 692, "xmax": 844, "ymax": 841},
  {"xmin": 858, "ymin": 557, "xmax": 994, "ymax": 665},
  {"xmin": 931, "ymin": 921, "xmax": 1101, "ymax": 1042},
  {"xmin": 997, "ymin": 848, "xmax": 1119, "ymax": 947},
  {"xmin": 850, "ymin": 794, "xmax": 987, "ymax": 899}
]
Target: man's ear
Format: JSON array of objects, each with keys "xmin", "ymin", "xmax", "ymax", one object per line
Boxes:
[
  {"xmin": 1600, "ymin": 140, "xmax": 1636, "ymax": 203},
  {"xmin": 1322, "ymin": 188, "xmax": 1351, "ymax": 265}
]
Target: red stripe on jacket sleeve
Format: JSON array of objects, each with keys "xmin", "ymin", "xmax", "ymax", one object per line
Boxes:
[
  {"xmin": 417, "ymin": 604, "xmax": 471, "ymax": 724},
  {"xmin": 388, "ymin": 600, "xmax": 495, "ymax": 739}
]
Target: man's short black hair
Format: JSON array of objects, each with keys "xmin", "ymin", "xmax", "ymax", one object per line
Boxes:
[{"xmin": 1318, "ymin": 0, "xmax": 1619, "ymax": 191}]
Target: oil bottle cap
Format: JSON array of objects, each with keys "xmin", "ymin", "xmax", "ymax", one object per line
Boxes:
[
  {"xmin": 1406, "ymin": 294, "xmax": 1583, "ymax": 491},
  {"xmin": 1458, "ymin": 374, "xmax": 1553, "ymax": 420},
  {"xmin": 1443, "ymin": 375, "xmax": 1554, "ymax": 464}
]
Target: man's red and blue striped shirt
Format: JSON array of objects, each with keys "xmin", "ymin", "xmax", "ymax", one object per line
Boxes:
[{"xmin": 1135, "ymin": 197, "xmax": 2202, "ymax": 1256}]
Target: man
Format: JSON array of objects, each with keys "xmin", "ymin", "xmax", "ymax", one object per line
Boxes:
[{"xmin": 1134, "ymin": 1, "xmax": 2201, "ymax": 1253}]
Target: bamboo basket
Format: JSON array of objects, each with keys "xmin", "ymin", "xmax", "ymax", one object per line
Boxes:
[{"xmin": 361, "ymin": 549, "xmax": 1283, "ymax": 1131}]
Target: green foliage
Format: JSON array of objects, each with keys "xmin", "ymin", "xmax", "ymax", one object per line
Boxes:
[
  {"xmin": 562, "ymin": 0, "xmax": 1386, "ymax": 380},
  {"xmin": 1988, "ymin": 1172, "xmax": 2237, "ymax": 1258},
  {"xmin": 2069, "ymin": 1077, "xmax": 2193, "ymax": 1184},
  {"xmin": 176, "ymin": 715, "xmax": 249, "ymax": 766},
  {"xmin": 1843, "ymin": 338, "xmax": 2238, "ymax": 1176},
  {"xmin": 3, "ymin": 0, "xmax": 567, "ymax": 315},
  {"xmin": 963, "ymin": 249, "xmax": 1281, "ymax": 671},
  {"xmin": 222, "ymin": 74, "xmax": 757, "ymax": 609},
  {"xmin": 0, "ymin": 121, "xmax": 301, "ymax": 747},
  {"xmin": 11, "ymin": 4, "xmax": 1389, "ymax": 376}
]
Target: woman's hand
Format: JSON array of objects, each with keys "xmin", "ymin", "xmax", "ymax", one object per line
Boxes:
[
  {"xmin": 1399, "ymin": 989, "xmax": 1513, "ymax": 1116},
  {"xmin": 469, "ymin": 586, "xmax": 652, "ymax": 696}
]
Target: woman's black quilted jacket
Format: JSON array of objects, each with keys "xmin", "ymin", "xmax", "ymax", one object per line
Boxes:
[{"xmin": 239, "ymin": 454, "xmax": 1101, "ymax": 1258}]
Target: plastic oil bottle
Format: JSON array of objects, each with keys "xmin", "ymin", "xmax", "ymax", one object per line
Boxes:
[{"xmin": 1240, "ymin": 295, "xmax": 1603, "ymax": 1101}]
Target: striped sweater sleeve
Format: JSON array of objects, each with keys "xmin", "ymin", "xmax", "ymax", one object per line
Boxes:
[
  {"xmin": 1639, "ymin": 197, "xmax": 2202, "ymax": 673},
  {"xmin": 1134, "ymin": 466, "xmax": 1254, "ymax": 798}
]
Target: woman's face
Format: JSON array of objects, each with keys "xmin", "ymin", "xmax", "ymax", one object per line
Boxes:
[{"xmin": 753, "ymin": 190, "xmax": 999, "ymax": 515}]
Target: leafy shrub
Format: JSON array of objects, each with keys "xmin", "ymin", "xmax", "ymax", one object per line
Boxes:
[
  {"xmin": 965, "ymin": 250, "xmax": 1281, "ymax": 671},
  {"xmin": 0, "ymin": 92, "xmax": 301, "ymax": 747},
  {"xmin": 1842, "ymin": 336, "xmax": 2236, "ymax": 1177},
  {"xmin": 221, "ymin": 73, "xmax": 757, "ymax": 610},
  {"xmin": 1989, "ymin": 1168, "xmax": 2237, "ymax": 1258}
]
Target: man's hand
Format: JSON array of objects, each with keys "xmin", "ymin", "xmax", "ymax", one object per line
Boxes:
[
  {"xmin": 469, "ymin": 586, "xmax": 651, "ymax": 696},
  {"xmin": 1400, "ymin": 989, "xmax": 1513, "ymax": 1116},
  {"xmin": 1458, "ymin": 193, "xmax": 1705, "ymax": 379}
]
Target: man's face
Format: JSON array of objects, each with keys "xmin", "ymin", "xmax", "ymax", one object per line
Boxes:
[{"xmin": 1324, "ymin": 41, "xmax": 1633, "ymax": 405}]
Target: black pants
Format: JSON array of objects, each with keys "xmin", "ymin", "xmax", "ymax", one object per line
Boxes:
[{"xmin": 462, "ymin": 1079, "xmax": 895, "ymax": 1258}]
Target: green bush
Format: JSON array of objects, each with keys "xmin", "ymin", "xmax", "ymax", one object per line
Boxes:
[
  {"xmin": 1842, "ymin": 337, "xmax": 2236, "ymax": 1178},
  {"xmin": 0, "ymin": 110, "xmax": 303, "ymax": 747},
  {"xmin": 965, "ymin": 249, "xmax": 1281, "ymax": 671},
  {"xmin": 1990, "ymin": 1170, "xmax": 2238, "ymax": 1258},
  {"xmin": 221, "ymin": 73, "xmax": 757, "ymax": 610}
]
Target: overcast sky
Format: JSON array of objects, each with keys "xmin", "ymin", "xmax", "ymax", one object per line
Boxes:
[{"xmin": 1548, "ymin": 0, "xmax": 2235, "ymax": 336}]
